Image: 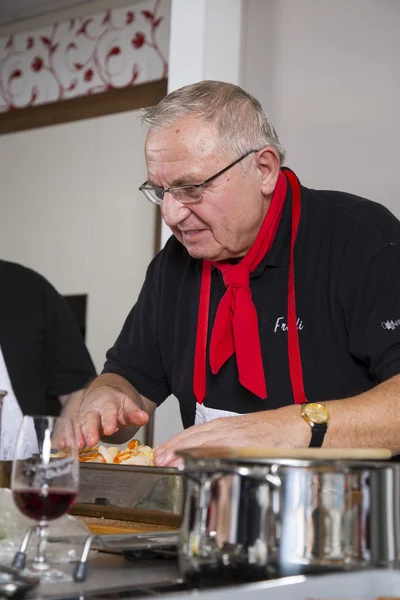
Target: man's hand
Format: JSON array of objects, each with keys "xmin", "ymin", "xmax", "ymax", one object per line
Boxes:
[
  {"xmin": 154, "ymin": 408, "xmax": 310, "ymax": 467},
  {"xmin": 59, "ymin": 389, "xmax": 85, "ymax": 420},
  {"xmin": 154, "ymin": 375, "xmax": 400, "ymax": 466},
  {"xmin": 77, "ymin": 374, "xmax": 154, "ymax": 449}
]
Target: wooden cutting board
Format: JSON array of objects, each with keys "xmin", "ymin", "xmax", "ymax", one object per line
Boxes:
[{"xmin": 178, "ymin": 447, "xmax": 392, "ymax": 461}]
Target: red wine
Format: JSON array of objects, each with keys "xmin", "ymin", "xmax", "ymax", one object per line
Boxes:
[{"xmin": 13, "ymin": 489, "xmax": 77, "ymax": 521}]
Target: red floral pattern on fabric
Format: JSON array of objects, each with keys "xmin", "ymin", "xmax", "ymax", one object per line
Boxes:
[{"xmin": 0, "ymin": 0, "xmax": 168, "ymax": 111}]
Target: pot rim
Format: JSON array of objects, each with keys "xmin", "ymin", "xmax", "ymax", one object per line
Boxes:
[{"xmin": 178, "ymin": 456, "xmax": 398, "ymax": 470}]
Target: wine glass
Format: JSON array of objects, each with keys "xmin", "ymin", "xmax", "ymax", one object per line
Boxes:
[{"xmin": 11, "ymin": 415, "xmax": 79, "ymax": 581}]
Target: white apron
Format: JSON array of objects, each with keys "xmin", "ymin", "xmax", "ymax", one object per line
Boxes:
[
  {"xmin": 195, "ymin": 403, "xmax": 240, "ymax": 425},
  {"xmin": 0, "ymin": 345, "xmax": 37, "ymax": 460}
]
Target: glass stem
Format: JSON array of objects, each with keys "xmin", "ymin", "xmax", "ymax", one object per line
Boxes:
[{"xmin": 32, "ymin": 521, "xmax": 49, "ymax": 571}]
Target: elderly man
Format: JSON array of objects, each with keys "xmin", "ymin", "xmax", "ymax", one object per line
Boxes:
[{"xmin": 77, "ymin": 80, "xmax": 400, "ymax": 466}]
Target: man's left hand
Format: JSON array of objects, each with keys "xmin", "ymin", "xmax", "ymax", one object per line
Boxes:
[{"xmin": 154, "ymin": 409, "xmax": 310, "ymax": 467}]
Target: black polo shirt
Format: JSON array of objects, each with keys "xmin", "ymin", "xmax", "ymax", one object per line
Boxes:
[
  {"xmin": 103, "ymin": 182, "xmax": 400, "ymax": 428},
  {"xmin": 0, "ymin": 260, "xmax": 96, "ymax": 415}
]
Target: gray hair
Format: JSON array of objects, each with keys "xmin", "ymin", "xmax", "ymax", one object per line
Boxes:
[{"xmin": 141, "ymin": 80, "xmax": 286, "ymax": 164}]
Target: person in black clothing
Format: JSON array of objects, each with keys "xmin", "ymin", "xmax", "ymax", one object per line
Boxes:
[
  {"xmin": 0, "ymin": 260, "xmax": 96, "ymax": 459},
  {"xmin": 76, "ymin": 81, "xmax": 400, "ymax": 466}
]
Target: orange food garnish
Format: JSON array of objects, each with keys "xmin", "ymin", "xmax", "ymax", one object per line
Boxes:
[
  {"xmin": 79, "ymin": 442, "xmax": 155, "ymax": 465},
  {"xmin": 79, "ymin": 452, "xmax": 105, "ymax": 463},
  {"xmin": 127, "ymin": 439, "xmax": 140, "ymax": 450},
  {"xmin": 114, "ymin": 451, "xmax": 131, "ymax": 463}
]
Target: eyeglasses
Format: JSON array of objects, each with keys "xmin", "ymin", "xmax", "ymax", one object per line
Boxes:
[{"xmin": 139, "ymin": 149, "xmax": 260, "ymax": 205}]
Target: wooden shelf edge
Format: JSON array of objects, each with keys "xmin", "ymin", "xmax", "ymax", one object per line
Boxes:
[{"xmin": 0, "ymin": 78, "xmax": 168, "ymax": 135}]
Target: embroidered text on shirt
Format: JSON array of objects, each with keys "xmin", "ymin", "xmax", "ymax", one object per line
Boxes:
[
  {"xmin": 274, "ymin": 316, "xmax": 304, "ymax": 333},
  {"xmin": 381, "ymin": 319, "xmax": 400, "ymax": 330}
]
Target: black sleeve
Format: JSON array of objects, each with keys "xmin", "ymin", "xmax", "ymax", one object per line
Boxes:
[
  {"xmin": 43, "ymin": 284, "xmax": 96, "ymax": 396},
  {"xmin": 344, "ymin": 245, "xmax": 400, "ymax": 382},
  {"xmin": 102, "ymin": 262, "xmax": 171, "ymax": 405}
]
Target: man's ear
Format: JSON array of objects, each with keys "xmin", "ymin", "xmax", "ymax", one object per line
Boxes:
[{"xmin": 257, "ymin": 147, "xmax": 281, "ymax": 197}]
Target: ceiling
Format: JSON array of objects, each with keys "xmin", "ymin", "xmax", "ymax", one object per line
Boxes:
[{"xmin": 0, "ymin": 0, "xmax": 94, "ymax": 27}]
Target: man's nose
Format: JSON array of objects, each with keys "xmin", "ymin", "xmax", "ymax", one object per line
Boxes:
[{"xmin": 161, "ymin": 192, "xmax": 191, "ymax": 226}]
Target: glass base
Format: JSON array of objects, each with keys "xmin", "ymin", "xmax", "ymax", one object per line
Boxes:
[{"xmin": 21, "ymin": 566, "xmax": 73, "ymax": 584}]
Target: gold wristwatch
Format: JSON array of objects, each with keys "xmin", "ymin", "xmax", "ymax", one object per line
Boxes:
[{"xmin": 301, "ymin": 403, "xmax": 329, "ymax": 448}]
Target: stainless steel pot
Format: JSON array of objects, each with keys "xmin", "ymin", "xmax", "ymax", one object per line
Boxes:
[{"xmin": 177, "ymin": 451, "xmax": 400, "ymax": 585}]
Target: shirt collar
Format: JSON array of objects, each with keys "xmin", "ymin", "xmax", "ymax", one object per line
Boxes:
[{"xmin": 251, "ymin": 181, "xmax": 293, "ymax": 276}]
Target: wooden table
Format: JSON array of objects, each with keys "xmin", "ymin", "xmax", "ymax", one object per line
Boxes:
[{"xmin": 80, "ymin": 515, "xmax": 178, "ymax": 535}]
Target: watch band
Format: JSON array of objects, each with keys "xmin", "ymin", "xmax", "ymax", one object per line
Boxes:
[{"xmin": 309, "ymin": 423, "xmax": 327, "ymax": 448}]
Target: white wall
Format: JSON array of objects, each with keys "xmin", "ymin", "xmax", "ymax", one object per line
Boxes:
[
  {"xmin": 0, "ymin": 120, "xmax": 95, "ymax": 295},
  {"xmin": 0, "ymin": 109, "xmax": 156, "ymax": 441},
  {"xmin": 242, "ymin": 0, "xmax": 400, "ymax": 216},
  {"xmin": 85, "ymin": 110, "xmax": 154, "ymax": 372}
]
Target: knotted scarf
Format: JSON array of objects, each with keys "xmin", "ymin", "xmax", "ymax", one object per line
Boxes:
[{"xmin": 193, "ymin": 168, "xmax": 306, "ymax": 405}]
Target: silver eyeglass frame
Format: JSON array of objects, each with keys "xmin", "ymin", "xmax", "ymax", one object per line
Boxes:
[{"xmin": 138, "ymin": 149, "xmax": 260, "ymax": 205}]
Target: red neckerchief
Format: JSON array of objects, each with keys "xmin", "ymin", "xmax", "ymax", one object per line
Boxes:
[{"xmin": 193, "ymin": 168, "xmax": 306, "ymax": 405}]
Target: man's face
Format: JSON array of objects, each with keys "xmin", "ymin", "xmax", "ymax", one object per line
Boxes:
[{"xmin": 145, "ymin": 115, "xmax": 271, "ymax": 261}]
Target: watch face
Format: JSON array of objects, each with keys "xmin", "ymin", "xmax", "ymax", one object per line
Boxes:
[{"xmin": 304, "ymin": 403, "xmax": 329, "ymax": 424}]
